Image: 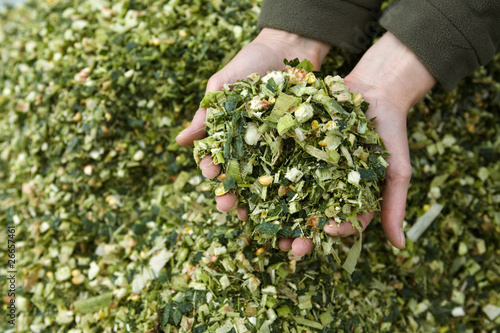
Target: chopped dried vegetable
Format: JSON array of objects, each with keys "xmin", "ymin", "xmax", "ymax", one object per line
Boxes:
[{"xmin": 194, "ymin": 60, "xmax": 387, "ymax": 250}]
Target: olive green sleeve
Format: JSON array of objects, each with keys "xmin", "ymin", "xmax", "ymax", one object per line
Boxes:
[
  {"xmin": 380, "ymin": 0, "xmax": 500, "ymax": 91},
  {"xmin": 257, "ymin": 0, "xmax": 383, "ymax": 53}
]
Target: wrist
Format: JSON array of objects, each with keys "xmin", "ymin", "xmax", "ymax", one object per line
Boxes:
[
  {"xmin": 256, "ymin": 28, "xmax": 331, "ymax": 70},
  {"xmin": 345, "ymin": 32, "xmax": 436, "ymax": 112}
]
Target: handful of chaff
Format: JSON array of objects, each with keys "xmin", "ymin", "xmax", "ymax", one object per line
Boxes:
[{"xmin": 194, "ymin": 59, "xmax": 388, "ymax": 253}]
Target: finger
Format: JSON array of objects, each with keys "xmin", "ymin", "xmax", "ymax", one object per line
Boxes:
[
  {"xmin": 198, "ymin": 155, "xmax": 221, "ymax": 179},
  {"xmin": 291, "ymin": 238, "xmax": 314, "ymax": 257},
  {"xmin": 176, "ymin": 108, "xmax": 208, "ymax": 146},
  {"xmin": 176, "ymin": 71, "xmax": 228, "ymax": 146},
  {"xmin": 373, "ymin": 115, "xmax": 411, "ymax": 249},
  {"xmin": 215, "ymin": 193, "xmax": 237, "ymax": 212},
  {"xmin": 357, "ymin": 106, "xmax": 410, "ymax": 248},
  {"xmin": 323, "ymin": 212, "xmax": 374, "ymax": 236},
  {"xmin": 380, "ymin": 160, "xmax": 412, "ymax": 249},
  {"xmin": 279, "ymin": 238, "xmax": 293, "ymax": 251},
  {"xmin": 237, "ymin": 205, "xmax": 248, "ymax": 220}
]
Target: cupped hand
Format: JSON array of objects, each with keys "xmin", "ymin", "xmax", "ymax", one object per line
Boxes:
[
  {"xmin": 279, "ymin": 95, "xmax": 413, "ymax": 256},
  {"xmin": 279, "ymin": 32, "xmax": 436, "ymax": 257},
  {"xmin": 176, "ymin": 28, "xmax": 330, "ymax": 218},
  {"xmin": 177, "ymin": 29, "xmax": 436, "ymax": 258}
]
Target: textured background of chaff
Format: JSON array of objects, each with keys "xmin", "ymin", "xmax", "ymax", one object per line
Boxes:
[{"xmin": 0, "ymin": 1, "xmax": 499, "ymax": 332}]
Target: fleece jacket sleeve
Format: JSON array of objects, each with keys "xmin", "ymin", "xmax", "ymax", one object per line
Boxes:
[
  {"xmin": 380, "ymin": 0, "xmax": 500, "ymax": 91},
  {"xmin": 257, "ymin": 0, "xmax": 383, "ymax": 53}
]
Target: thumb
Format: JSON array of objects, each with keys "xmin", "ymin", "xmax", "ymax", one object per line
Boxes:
[
  {"xmin": 380, "ymin": 157, "xmax": 412, "ymax": 249},
  {"xmin": 175, "ymin": 74, "xmax": 226, "ymax": 146}
]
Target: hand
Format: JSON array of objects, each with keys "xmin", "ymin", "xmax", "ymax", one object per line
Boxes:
[
  {"xmin": 279, "ymin": 32, "xmax": 437, "ymax": 256},
  {"xmin": 177, "ymin": 29, "xmax": 436, "ymax": 258},
  {"xmin": 176, "ymin": 28, "xmax": 330, "ymax": 217}
]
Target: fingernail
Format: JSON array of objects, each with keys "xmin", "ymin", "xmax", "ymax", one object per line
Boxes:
[
  {"xmin": 324, "ymin": 224, "xmax": 338, "ymax": 236},
  {"xmin": 399, "ymin": 228, "xmax": 406, "ymax": 249},
  {"xmin": 288, "ymin": 252, "xmax": 304, "ymax": 261}
]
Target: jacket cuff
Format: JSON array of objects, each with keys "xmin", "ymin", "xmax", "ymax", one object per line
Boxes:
[
  {"xmin": 380, "ymin": 0, "xmax": 480, "ymax": 91},
  {"xmin": 258, "ymin": 0, "xmax": 383, "ymax": 53}
]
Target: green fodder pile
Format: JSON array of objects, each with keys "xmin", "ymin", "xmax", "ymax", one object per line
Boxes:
[{"xmin": 0, "ymin": 1, "xmax": 499, "ymax": 332}]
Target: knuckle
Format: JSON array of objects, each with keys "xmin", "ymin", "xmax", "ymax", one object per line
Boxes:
[
  {"xmin": 206, "ymin": 73, "xmax": 225, "ymax": 91},
  {"xmin": 387, "ymin": 162, "xmax": 412, "ymax": 183}
]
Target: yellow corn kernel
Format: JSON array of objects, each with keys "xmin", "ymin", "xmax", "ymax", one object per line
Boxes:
[
  {"xmin": 311, "ymin": 120, "xmax": 319, "ymax": 129},
  {"xmin": 319, "ymin": 139, "xmax": 327, "ymax": 146},
  {"xmin": 268, "ymin": 97, "xmax": 275, "ymax": 104},
  {"xmin": 352, "ymin": 93, "xmax": 363, "ymax": 106},
  {"xmin": 214, "ymin": 183, "xmax": 226, "ymax": 196},
  {"xmin": 105, "ymin": 195, "xmax": 119, "ymax": 206},
  {"xmin": 217, "ymin": 173, "xmax": 227, "ymax": 181},
  {"xmin": 71, "ymin": 274, "xmax": 85, "ymax": 285},
  {"xmin": 149, "ymin": 37, "xmax": 160, "ymax": 46},
  {"xmin": 423, "ymin": 204, "xmax": 431, "ymax": 212},
  {"xmin": 72, "ymin": 276, "xmax": 85, "ymax": 285},
  {"xmin": 255, "ymin": 247, "xmax": 265, "ymax": 256},
  {"xmin": 72, "ymin": 112, "xmax": 82, "ymax": 122},
  {"xmin": 258, "ymin": 175, "xmax": 273, "ymax": 186},
  {"xmin": 306, "ymin": 73, "xmax": 316, "ymax": 84}
]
